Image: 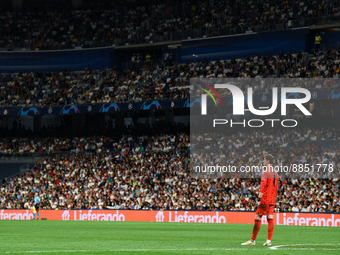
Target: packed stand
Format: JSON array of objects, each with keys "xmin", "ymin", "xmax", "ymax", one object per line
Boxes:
[
  {"xmin": 0, "ymin": 127, "xmax": 339, "ymax": 155},
  {"xmin": 0, "ymin": 132, "xmax": 339, "ymax": 212},
  {"xmin": 41, "ymin": 0, "xmax": 338, "ymax": 49},
  {"xmin": 0, "ymin": 10, "xmax": 57, "ymax": 50},
  {"xmin": 0, "ymin": 64, "xmax": 190, "ymax": 107},
  {"xmin": 2, "ymin": 48, "xmax": 340, "ymax": 108},
  {"xmin": 1, "ymin": 0, "xmax": 340, "ymax": 50}
]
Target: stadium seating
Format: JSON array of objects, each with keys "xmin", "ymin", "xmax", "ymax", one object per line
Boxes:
[
  {"xmin": 0, "ymin": 131, "xmax": 339, "ymax": 212},
  {"xmin": 1, "ymin": 49, "xmax": 340, "ymax": 107},
  {"xmin": 1, "ymin": 1, "xmax": 340, "ymax": 216},
  {"xmin": 0, "ymin": 128, "xmax": 338, "ymax": 154},
  {"xmin": 0, "ymin": 0, "xmax": 338, "ymax": 50}
]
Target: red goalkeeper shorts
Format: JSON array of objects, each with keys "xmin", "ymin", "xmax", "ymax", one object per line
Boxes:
[{"xmin": 256, "ymin": 204, "xmax": 275, "ymax": 215}]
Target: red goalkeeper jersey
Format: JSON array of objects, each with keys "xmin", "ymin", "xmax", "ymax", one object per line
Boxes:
[{"xmin": 259, "ymin": 166, "xmax": 279, "ymax": 205}]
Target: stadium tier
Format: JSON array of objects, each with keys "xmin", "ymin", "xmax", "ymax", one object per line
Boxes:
[
  {"xmin": 0, "ymin": 65, "xmax": 190, "ymax": 107},
  {"xmin": 1, "ymin": 50, "xmax": 340, "ymax": 108},
  {"xmin": 0, "ymin": 128, "xmax": 338, "ymax": 154},
  {"xmin": 0, "ymin": 130, "xmax": 339, "ymax": 212},
  {"xmin": 0, "ymin": 0, "xmax": 339, "ymax": 50}
]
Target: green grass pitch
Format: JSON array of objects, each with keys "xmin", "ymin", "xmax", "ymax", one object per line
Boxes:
[{"xmin": 0, "ymin": 221, "xmax": 339, "ymax": 254}]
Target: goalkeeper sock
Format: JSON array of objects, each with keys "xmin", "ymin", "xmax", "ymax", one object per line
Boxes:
[
  {"xmin": 37, "ymin": 213, "xmax": 39, "ymax": 219},
  {"xmin": 268, "ymin": 219, "xmax": 274, "ymax": 240},
  {"xmin": 251, "ymin": 219, "xmax": 261, "ymax": 241},
  {"xmin": 33, "ymin": 213, "xmax": 35, "ymax": 219}
]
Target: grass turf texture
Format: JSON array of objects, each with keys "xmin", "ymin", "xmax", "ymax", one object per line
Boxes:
[{"xmin": 0, "ymin": 221, "xmax": 339, "ymax": 254}]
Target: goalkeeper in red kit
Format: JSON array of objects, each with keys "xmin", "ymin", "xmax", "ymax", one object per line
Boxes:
[{"xmin": 241, "ymin": 154, "xmax": 279, "ymax": 246}]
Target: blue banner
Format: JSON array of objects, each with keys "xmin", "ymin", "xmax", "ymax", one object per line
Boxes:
[
  {"xmin": 0, "ymin": 88, "xmax": 338, "ymax": 116},
  {"xmin": 0, "ymin": 100, "xmax": 186, "ymax": 116},
  {"xmin": 0, "ymin": 47, "xmax": 118, "ymax": 72}
]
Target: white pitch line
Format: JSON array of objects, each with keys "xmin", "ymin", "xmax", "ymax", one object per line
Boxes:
[
  {"xmin": 270, "ymin": 243, "xmax": 340, "ymax": 250},
  {"xmin": 270, "ymin": 248, "xmax": 340, "ymax": 251},
  {"xmin": 2, "ymin": 244, "xmax": 340, "ymax": 253}
]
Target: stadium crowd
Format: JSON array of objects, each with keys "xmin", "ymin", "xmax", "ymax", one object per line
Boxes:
[
  {"xmin": 0, "ymin": 127, "xmax": 339, "ymax": 155},
  {"xmin": 2, "ymin": 48, "xmax": 340, "ymax": 107},
  {"xmin": 0, "ymin": 10, "xmax": 56, "ymax": 50},
  {"xmin": 39, "ymin": 0, "xmax": 337, "ymax": 49},
  {"xmin": 1, "ymin": 0, "xmax": 340, "ymax": 216},
  {"xmin": 0, "ymin": 63, "xmax": 190, "ymax": 107},
  {"xmin": 0, "ymin": 0, "xmax": 339, "ymax": 50},
  {"xmin": 0, "ymin": 131, "xmax": 339, "ymax": 213}
]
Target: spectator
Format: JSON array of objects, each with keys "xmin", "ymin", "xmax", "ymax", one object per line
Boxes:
[{"xmin": 315, "ymin": 32, "xmax": 322, "ymax": 52}]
